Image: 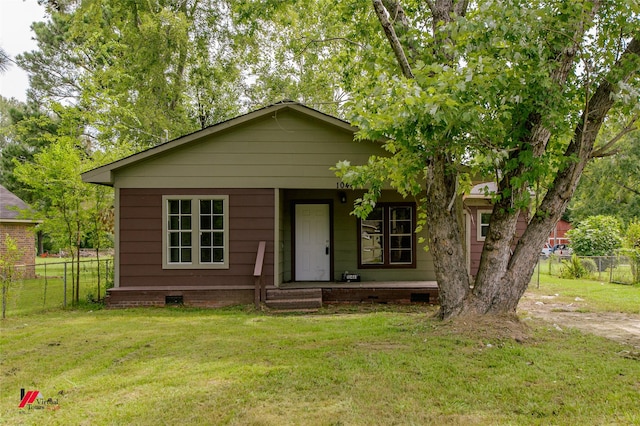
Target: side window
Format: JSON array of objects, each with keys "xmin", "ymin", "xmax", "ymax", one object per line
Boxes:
[{"xmin": 163, "ymin": 196, "xmax": 229, "ymax": 269}]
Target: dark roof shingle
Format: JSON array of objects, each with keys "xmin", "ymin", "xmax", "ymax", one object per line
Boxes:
[{"xmin": 0, "ymin": 184, "xmax": 34, "ymax": 221}]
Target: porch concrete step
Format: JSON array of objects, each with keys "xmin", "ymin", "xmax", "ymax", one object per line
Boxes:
[
  {"xmin": 268, "ymin": 308, "xmax": 321, "ymax": 314},
  {"xmin": 266, "ymin": 288, "xmax": 322, "ymax": 300},
  {"xmin": 265, "ymin": 288, "xmax": 323, "ymax": 311},
  {"xmin": 265, "ymin": 297, "xmax": 323, "ymax": 311}
]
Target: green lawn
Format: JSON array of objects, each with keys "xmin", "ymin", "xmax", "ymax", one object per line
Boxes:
[
  {"xmin": 2, "ymin": 303, "xmax": 639, "ymax": 425},
  {"xmin": 529, "ymin": 271, "xmax": 640, "ymax": 314}
]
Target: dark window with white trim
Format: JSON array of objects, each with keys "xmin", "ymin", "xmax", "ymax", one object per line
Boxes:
[
  {"xmin": 477, "ymin": 210, "xmax": 492, "ymax": 241},
  {"xmin": 163, "ymin": 196, "xmax": 229, "ymax": 269},
  {"xmin": 359, "ymin": 203, "xmax": 416, "ymax": 268}
]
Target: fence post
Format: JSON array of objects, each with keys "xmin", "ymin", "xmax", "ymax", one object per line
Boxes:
[
  {"xmin": 63, "ymin": 262, "xmax": 67, "ymax": 308},
  {"xmin": 43, "ymin": 262, "xmax": 47, "ymax": 308},
  {"xmin": 96, "ymin": 258, "xmax": 101, "ymax": 302},
  {"xmin": 609, "ymin": 256, "xmax": 613, "ymax": 283}
]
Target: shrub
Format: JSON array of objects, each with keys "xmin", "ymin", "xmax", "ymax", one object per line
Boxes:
[
  {"xmin": 567, "ymin": 215, "xmax": 622, "ymax": 256},
  {"xmin": 580, "ymin": 257, "xmax": 597, "ymax": 274},
  {"xmin": 560, "ymin": 254, "xmax": 594, "ymax": 279}
]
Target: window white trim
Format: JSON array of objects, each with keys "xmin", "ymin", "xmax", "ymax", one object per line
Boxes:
[
  {"xmin": 477, "ymin": 209, "xmax": 492, "ymax": 242},
  {"xmin": 162, "ymin": 195, "xmax": 229, "ymax": 269}
]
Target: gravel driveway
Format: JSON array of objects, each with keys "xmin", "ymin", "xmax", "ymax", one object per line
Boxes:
[{"xmin": 518, "ymin": 292, "xmax": 640, "ymax": 350}]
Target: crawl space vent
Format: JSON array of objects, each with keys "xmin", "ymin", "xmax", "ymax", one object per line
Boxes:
[
  {"xmin": 410, "ymin": 293, "xmax": 430, "ymax": 303},
  {"xmin": 165, "ymin": 295, "xmax": 183, "ymax": 305}
]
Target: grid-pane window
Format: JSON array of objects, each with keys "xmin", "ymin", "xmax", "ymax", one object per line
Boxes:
[
  {"xmin": 168, "ymin": 199, "xmax": 192, "ymax": 263},
  {"xmin": 389, "ymin": 206, "xmax": 412, "ymax": 264},
  {"xmin": 200, "ymin": 199, "xmax": 225, "ymax": 263},
  {"xmin": 359, "ymin": 203, "xmax": 416, "ymax": 268},
  {"xmin": 164, "ymin": 196, "xmax": 228, "ymax": 269}
]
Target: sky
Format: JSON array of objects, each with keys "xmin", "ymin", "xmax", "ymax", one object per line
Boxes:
[{"xmin": 0, "ymin": 0, "xmax": 48, "ymax": 102}]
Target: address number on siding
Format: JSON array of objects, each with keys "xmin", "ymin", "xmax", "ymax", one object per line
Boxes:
[{"xmin": 336, "ymin": 182, "xmax": 352, "ymax": 189}]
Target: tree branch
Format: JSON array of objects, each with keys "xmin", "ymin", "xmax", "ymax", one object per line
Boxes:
[
  {"xmin": 590, "ymin": 113, "xmax": 639, "ymax": 158},
  {"xmin": 453, "ymin": 0, "xmax": 469, "ymax": 16},
  {"xmin": 381, "ymin": 0, "xmax": 420, "ymax": 62},
  {"xmin": 615, "ymin": 181, "xmax": 640, "ymax": 196},
  {"xmin": 372, "ymin": 0, "xmax": 414, "ymax": 78},
  {"xmin": 297, "ymin": 37, "xmax": 365, "ymax": 54}
]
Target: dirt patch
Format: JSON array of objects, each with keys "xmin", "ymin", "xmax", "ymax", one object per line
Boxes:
[
  {"xmin": 517, "ymin": 292, "xmax": 640, "ymax": 350},
  {"xmin": 432, "ymin": 313, "xmax": 532, "ymax": 344}
]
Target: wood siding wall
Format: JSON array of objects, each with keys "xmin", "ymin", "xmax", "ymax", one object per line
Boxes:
[
  {"xmin": 113, "ymin": 110, "xmax": 387, "ymax": 189},
  {"xmin": 119, "ymin": 188, "xmax": 274, "ymax": 288}
]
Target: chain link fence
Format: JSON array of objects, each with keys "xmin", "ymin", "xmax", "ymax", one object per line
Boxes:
[
  {"xmin": 535, "ymin": 254, "xmax": 638, "ymax": 286},
  {"xmin": 1, "ymin": 258, "xmax": 113, "ymax": 317}
]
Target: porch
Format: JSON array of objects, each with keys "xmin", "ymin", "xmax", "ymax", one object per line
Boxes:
[
  {"xmin": 256, "ymin": 236, "xmax": 440, "ymax": 310},
  {"xmin": 263, "ymin": 281, "xmax": 440, "ymax": 311}
]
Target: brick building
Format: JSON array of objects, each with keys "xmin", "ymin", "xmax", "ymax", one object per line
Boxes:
[{"xmin": 0, "ymin": 185, "xmax": 39, "ymax": 279}]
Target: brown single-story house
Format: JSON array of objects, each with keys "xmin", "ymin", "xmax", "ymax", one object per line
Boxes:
[
  {"xmin": 82, "ymin": 101, "xmax": 517, "ymax": 309},
  {"xmin": 0, "ymin": 184, "xmax": 39, "ymax": 279}
]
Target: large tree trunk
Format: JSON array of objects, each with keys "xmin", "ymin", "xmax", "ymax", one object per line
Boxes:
[{"xmin": 424, "ymin": 154, "xmax": 471, "ymax": 319}]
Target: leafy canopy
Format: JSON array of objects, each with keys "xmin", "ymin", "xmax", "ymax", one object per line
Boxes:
[{"xmin": 340, "ymin": 0, "xmax": 639, "ymax": 215}]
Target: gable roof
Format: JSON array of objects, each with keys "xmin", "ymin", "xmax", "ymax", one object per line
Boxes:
[
  {"xmin": 82, "ymin": 101, "xmax": 359, "ymax": 186},
  {"xmin": 0, "ymin": 184, "xmax": 38, "ymax": 223}
]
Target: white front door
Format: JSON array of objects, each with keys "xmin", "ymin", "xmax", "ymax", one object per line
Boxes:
[{"xmin": 295, "ymin": 203, "xmax": 330, "ymax": 281}]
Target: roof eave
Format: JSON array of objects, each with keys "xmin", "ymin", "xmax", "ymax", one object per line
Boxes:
[{"xmin": 0, "ymin": 218, "xmax": 43, "ymax": 224}]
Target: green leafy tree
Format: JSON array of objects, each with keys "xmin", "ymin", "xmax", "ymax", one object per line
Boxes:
[
  {"xmin": 19, "ymin": 0, "xmax": 243, "ymax": 152},
  {"xmin": 12, "ymin": 125, "xmax": 111, "ymax": 305},
  {"xmin": 333, "ymin": 0, "xmax": 639, "ymax": 318},
  {"xmin": 568, "ymin": 137, "xmax": 640, "ymax": 225},
  {"xmin": 231, "ymin": 1, "xmax": 369, "ymax": 114},
  {"xmin": 0, "ymin": 96, "xmax": 22, "ymax": 151},
  {"xmin": 0, "ymin": 100, "xmax": 58, "ymax": 201},
  {"xmin": 567, "ymin": 215, "xmax": 623, "ymax": 256},
  {"xmin": 0, "ymin": 234, "xmax": 21, "ymax": 319}
]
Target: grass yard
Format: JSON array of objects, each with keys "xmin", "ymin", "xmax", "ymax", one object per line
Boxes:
[
  {"xmin": 1, "ymin": 303, "xmax": 639, "ymax": 425},
  {"xmin": 529, "ymin": 273, "xmax": 640, "ymax": 314}
]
